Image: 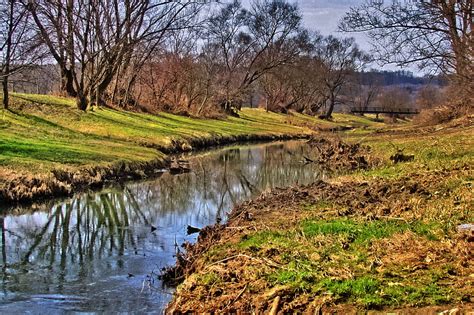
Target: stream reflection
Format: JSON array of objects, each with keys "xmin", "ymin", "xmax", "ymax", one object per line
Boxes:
[{"xmin": 0, "ymin": 140, "xmax": 325, "ymax": 313}]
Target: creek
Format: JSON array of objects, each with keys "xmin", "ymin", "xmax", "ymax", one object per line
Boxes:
[{"xmin": 0, "ymin": 140, "xmax": 326, "ymax": 313}]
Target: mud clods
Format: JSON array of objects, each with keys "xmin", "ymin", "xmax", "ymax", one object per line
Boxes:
[
  {"xmin": 390, "ymin": 150, "xmax": 415, "ymax": 163},
  {"xmin": 307, "ymin": 137, "xmax": 374, "ymax": 170}
]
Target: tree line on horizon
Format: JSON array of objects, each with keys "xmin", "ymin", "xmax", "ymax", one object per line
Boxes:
[{"xmin": 1, "ymin": 0, "xmax": 471, "ymax": 119}]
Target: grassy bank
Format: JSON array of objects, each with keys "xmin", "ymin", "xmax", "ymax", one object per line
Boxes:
[
  {"xmin": 0, "ymin": 93, "xmax": 382, "ymax": 203},
  {"xmin": 167, "ymin": 116, "xmax": 474, "ymax": 313}
]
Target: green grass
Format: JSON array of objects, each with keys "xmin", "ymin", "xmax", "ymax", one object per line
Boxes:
[
  {"xmin": 301, "ymin": 218, "xmax": 440, "ymax": 244},
  {"xmin": 238, "ymin": 231, "xmax": 293, "ymax": 251},
  {"xmin": 266, "ymin": 256, "xmax": 456, "ymax": 308},
  {"xmin": 350, "ymin": 127, "xmax": 474, "ymax": 180},
  {"xmin": 196, "ymin": 271, "xmax": 222, "ymax": 286},
  {"xmin": 317, "ymin": 278, "xmax": 452, "ymax": 307},
  {"xmin": 237, "ymin": 219, "xmax": 440, "ymax": 253},
  {"xmin": 3, "ymin": 92, "xmax": 370, "ymax": 177}
]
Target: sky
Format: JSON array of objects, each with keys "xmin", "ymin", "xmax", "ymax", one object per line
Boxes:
[
  {"xmin": 296, "ymin": 0, "xmax": 368, "ymax": 47},
  {"xmin": 239, "ymin": 0, "xmax": 415, "ymax": 73},
  {"xmin": 294, "ymin": 0, "xmax": 412, "ymax": 73}
]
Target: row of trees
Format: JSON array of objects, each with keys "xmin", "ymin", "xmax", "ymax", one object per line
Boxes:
[
  {"xmin": 1, "ymin": 0, "xmax": 203, "ymax": 110},
  {"xmin": 135, "ymin": 1, "xmax": 368, "ymax": 118},
  {"xmin": 1, "ymin": 0, "xmax": 471, "ymax": 116}
]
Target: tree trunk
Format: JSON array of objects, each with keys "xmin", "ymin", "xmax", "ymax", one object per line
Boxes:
[
  {"xmin": 60, "ymin": 67, "xmax": 77, "ymax": 97},
  {"xmin": 197, "ymin": 90, "xmax": 209, "ymax": 115},
  {"xmin": 2, "ymin": 75, "xmax": 9, "ymax": 110},
  {"xmin": 324, "ymin": 93, "xmax": 335, "ymax": 119},
  {"xmin": 3, "ymin": 0, "xmax": 14, "ymax": 110},
  {"xmin": 76, "ymin": 93, "xmax": 88, "ymax": 111}
]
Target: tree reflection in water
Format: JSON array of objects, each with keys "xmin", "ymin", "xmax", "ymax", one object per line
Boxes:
[{"xmin": 0, "ymin": 140, "xmax": 324, "ymax": 312}]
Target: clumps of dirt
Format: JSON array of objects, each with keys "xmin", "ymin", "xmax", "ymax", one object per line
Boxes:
[
  {"xmin": 306, "ymin": 137, "xmax": 376, "ymax": 170},
  {"xmin": 0, "ymin": 158, "xmax": 168, "ymax": 204},
  {"xmin": 390, "ymin": 150, "xmax": 415, "ymax": 163},
  {"xmin": 164, "ymin": 168, "xmax": 473, "ymax": 313}
]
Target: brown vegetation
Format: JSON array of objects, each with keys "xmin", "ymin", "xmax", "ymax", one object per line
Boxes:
[{"xmin": 165, "ymin": 170, "xmax": 473, "ymax": 313}]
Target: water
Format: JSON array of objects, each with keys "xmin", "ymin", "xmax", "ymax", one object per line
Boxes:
[{"xmin": 0, "ymin": 140, "xmax": 326, "ymax": 313}]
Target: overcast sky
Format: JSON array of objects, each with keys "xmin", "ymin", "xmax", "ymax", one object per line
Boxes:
[
  {"xmin": 296, "ymin": 0, "xmax": 415, "ymax": 72},
  {"xmin": 296, "ymin": 0, "xmax": 368, "ymax": 47},
  {"xmin": 239, "ymin": 0, "xmax": 414, "ymax": 73}
]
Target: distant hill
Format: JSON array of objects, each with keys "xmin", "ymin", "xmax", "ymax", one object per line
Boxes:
[{"xmin": 358, "ymin": 70, "xmax": 446, "ymax": 86}]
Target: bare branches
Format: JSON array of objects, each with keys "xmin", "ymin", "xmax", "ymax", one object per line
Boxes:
[
  {"xmin": 340, "ymin": 0, "xmax": 473, "ymax": 99},
  {"xmin": 1, "ymin": 0, "xmax": 45, "ymax": 109},
  {"xmin": 204, "ymin": 0, "xmax": 307, "ymax": 113},
  {"xmin": 24, "ymin": 0, "xmax": 204, "ymax": 110}
]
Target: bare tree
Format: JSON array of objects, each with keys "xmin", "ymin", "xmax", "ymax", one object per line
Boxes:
[
  {"xmin": 26, "ymin": 0, "xmax": 202, "ymax": 110},
  {"xmin": 315, "ymin": 36, "xmax": 367, "ymax": 119},
  {"xmin": 206, "ymin": 0, "xmax": 307, "ymax": 114},
  {"xmin": 260, "ymin": 53, "xmax": 326, "ymax": 114},
  {"xmin": 25, "ymin": 0, "xmax": 77, "ymax": 97},
  {"xmin": 0, "ymin": 0, "xmax": 43, "ymax": 109},
  {"xmin": 340, "ymin": 0, "xmax": 473, "ymax": 99},
  {"xmin": 377, "ymin": 86, "xmax": 412, "ymax": 114},
  {"xmin": 345, "ymin": 71, "xmax": 381, "ymax": 113},
  {"xmin": 416, "ymin": 85, "xmax": 445, "ymax": 110},
  {"xmin": 134, "ymin": 25, "xmax": 219, "ymax": 115}
]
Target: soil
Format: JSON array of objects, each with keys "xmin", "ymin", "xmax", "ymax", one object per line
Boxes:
[{"xmin": 306, "ymin": 137, "xmax": 378, "ymax": 170}]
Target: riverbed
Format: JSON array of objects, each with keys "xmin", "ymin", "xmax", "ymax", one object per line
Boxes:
[{"xmin": 0, "ymin": 140, "xmax": 326, "ymax": 313}]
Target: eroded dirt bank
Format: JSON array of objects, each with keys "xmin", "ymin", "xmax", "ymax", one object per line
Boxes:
[
  {"xmin": 164, "ymin": 132, "xmax": 473, "ymax": 313},
  {"xmin": 0, "ymin": 133, "xmax": 308, "ymax": 205},
  {"xmin": 0, "ymin": 158, "xmax": 168, "ymax": 204}
]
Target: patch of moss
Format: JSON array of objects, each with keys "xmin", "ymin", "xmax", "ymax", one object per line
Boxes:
[
  {"xmin": 238, "ymin": 231, "xmax": 292, "ymax": 251},
  {"xmin": 196, "ymin": 271, "xmax": 222, "ymax": 287}
]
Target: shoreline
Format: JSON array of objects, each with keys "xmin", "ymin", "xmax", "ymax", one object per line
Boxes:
[
  {"xmin": 0, "ymin": 133, "xmax": 311, "ymax": 206},
  {"xmin": 5, "ymin": 92, "xmax": 357, "ymax": 205}
]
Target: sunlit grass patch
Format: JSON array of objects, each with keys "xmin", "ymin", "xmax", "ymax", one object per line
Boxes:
[
  {"xmin": 238, "ymin": 231, "xmax": 295, "ymax": 251},
  {"xmin": 352, "ymin": 127, "xmax": 473, "ymax": 180},
  {"xmin": 268, "ymin": 267, "xmax": 456, "ymax": 308},
  {"xmin": 196, "ymin": 271, "xmax": 223, "ymax": 287},
  {"xmin": 301, "ymin": 218, "xmax": 440, "ymax": 244}
]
